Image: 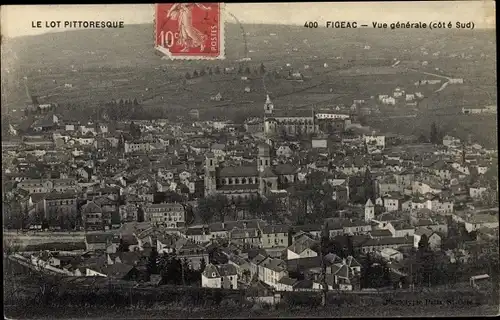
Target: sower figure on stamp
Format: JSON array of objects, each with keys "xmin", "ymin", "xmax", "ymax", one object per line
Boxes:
[{"xmin": 167, "ymin": 3, "xmax": 211, "ymax": 52}]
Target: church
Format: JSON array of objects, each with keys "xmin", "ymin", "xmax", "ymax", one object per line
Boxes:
[
  {"xmin": 204, "ymin": 142, "xmax": 297, "ymax": 201},
  {"xmin": 263, "ymin": 95, "xmax": 320, "ymax": 136}
]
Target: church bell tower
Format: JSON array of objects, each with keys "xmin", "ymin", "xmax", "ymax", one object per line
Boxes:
[{"xmin": 264, "ymin": 94, "xmax": 274, "ymax": 115}]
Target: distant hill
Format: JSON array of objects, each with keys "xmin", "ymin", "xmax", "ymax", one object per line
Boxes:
[
  {"xmin": 3, "ymin": 23, "xmax": 495, "ymax": 73},
  {"xmin": 1, "ymin": 23, "xmax": 496, "ymax": 147}
]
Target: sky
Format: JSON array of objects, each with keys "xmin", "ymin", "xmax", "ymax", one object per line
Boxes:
[{"xmin": 1, "ymin": 2, "xmax": 496, "ymax": 39}]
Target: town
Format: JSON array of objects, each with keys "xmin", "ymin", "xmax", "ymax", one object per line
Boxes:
[
  {"xmin": 2, "ymin": 6, "xmax": 498, "ymax": 318},
  {"xmin": 4, "ymin": 84, "xmax": 499, "ymax": 298}
]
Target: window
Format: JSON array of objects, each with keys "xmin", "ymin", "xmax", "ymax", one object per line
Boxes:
[{"xmin": 212, "ymin": 272, "xmax": 216, "ymax": 277}]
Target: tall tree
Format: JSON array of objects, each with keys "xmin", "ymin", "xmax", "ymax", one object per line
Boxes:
[
  {"xmin": 200, "ymin": 257, "xmax": 207, "ymax": 272},
  {"xmin": 185, "ymin": 205, "xmax": 195, "ymax": 225},
  {"xmin": 118, "ymin": 239, "xmax": 129, "ymax": 252},
  {"xmin": 320, "ymin": 224, "xmax": 329, "ymax": 306},
  {"xmin": 137, "ymin": 206, "xmax": 145, "ymax": 222},
  {"xmin": 430, "ymin": 122, "xmax": 439, "ymax": 144},
  {"xmin": 197, "ymin": 195, "xmax": 231, "ymax": 224},
  {"xmin": 130, "ymin": 121, "xmax": 141, "ymax": 139},
  {"xmin": 197, "ymin": 197, "xmax": 216, "ymax": 224},
  {"xmin": 260, "ymin": 63, "xmax": 266, "ymax": 74},
  {"xmin": 147, "ymin": 247, "xmax": 159, "ymax": 275},
  {"xmin": 363, "ymin": 168, "xmax": 374, "ymax": 202}
]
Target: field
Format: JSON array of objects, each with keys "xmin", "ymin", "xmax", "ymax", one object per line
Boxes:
[{"xmin": 1, "ymin": 24, "xmax": 496, "ymax": 145}]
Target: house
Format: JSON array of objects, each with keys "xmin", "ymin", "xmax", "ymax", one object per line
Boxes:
[
  {"xmin": 227, "ymin": 254, "xmax": 252, "ymax": 284},
  {"xmin": 124, "ymin": 141, "xmax": 151, "ymax": 154},
  {"xmin": 345, "ymin": 256, "xmax": 362, "ymax": 275},
  {"xmin": 469, "ymin": 185, "xmax": 487, "ymax": 199},
  {"xmin": 384, "ymin": 221, "xmax": 415, "ymax": 237},
  {"xmin": 431, "ymin": 160, "xmax": 452, "ymax": 181},
  {"xmin": 357, "ymin": 236, "xmax": 414, "ymax": 254},
  {"xmin": 201, "ymin": 263, "xmax": 238, "ymax": 289},
  {"xmin": 155, "ymin": 234, "xmax": 178, "ymax": 254},
  {"xmin": 293, "ymin": 279, "xmax": 316, "ymax": 292},
  {"xmin": 42, "ymin": 191, "xmax": 78, "ymax": 227},
  {"xmin": 276, "ymin": 145, "xmax": 293, "ymax": 158},
  {"xmin": 470, "ymin": 274, "xmax": 490, "ymax": 289},
  {"xmin": 85, "ymin": 233, "xmax": 120, "ymax": 252},
  {"xmin": 453, "ymin": 212, "xmax": 499, "ymax": 233},
  {"xmin": 376, "ymin": 176, "xmax": 400, "ymax": 195},
  {"xmin": 294, "ymin": 224, "xmax": 323, "ymax": 239},
  {"xmin": 394, "ymin": 170, "xmax": 415, "ymax": 190},
  {"xmin": 17, "ymin": 178, "xmax": 78, "ymax": 194},
  {"xmin": 413, "ymin": 227, "xmax": 442, "ymax": 251},
  {"xmin": 342, "ymin": 220, "xmax": 372, "ymax": 235},
  {"xmin": 261, "ymin": 224, "xmax": 289, "ymax": 249},
  {"xmin": 176, "ymin": 240, "xmax": 209, "ymax": 270},
  {"xmin": 258, "ymin": 257, "xmax": 288, "ymax": 289},
  {"xmin": 412, "ymin": 179, "xmax": 442, "ymax": 195},
  {"xmin": 82, "ymin": 201, "xmax": 104, "ymax": 231},
  {"xmin": 383, "ymin": 192, "xmax": 404, "ymax": 212},
  {"xmin": 276, "ymin": 277, "xmax": 298, "ymax": 291},
  {"xmin": 312, "ymin": 263, "xmax": 352, "ymax": 291},
  {"xmin": 92, "ymin": 197, "xmax": 119, "ymax": 230},
  {"xmin": 379, "ymin": 248, "xmax": 404, "ymax": 262},
  {"xmin": 120, "ymin": 234, "xmax": 141, "ymax": 252},
  {"xmin": 207, "ymin": 222, "xmax": 230, "ymax": 239},
  {"xmin": 442, "ymin": 136, "xmax": 461, "ymax": 147},
  {"xmin": 230, "ymin": 228, "xmax": 261, "ymax": 248},
  {"xmin": 286, "ymin": 236, "xmax": 318, "ymax": 260},
  {"xmin": 369, "ymin": 229, "xmax": 393, "ymax": 239},
  {"xmin": 185, "ymin": 227, "xmax": 210, "ymax": 243},
  {"xmin": 364, "ymin": 135, "xmax": 385, "ymax": 150},
  {"xmin": 119, "ymin": 204, "xmax": 139, "ymax": 223},
  {"xmin": 144, "ymin": 203, "xmax": 185, "ymax": 228},
  {"xmin": 330, "ymin": 179, "xmax": 349, "ymax": 204},
  {"xmin": 211, "ymin": 143, "xmax": 226, "ymax": 158},
  {"xmin": 101, "ymin": 262, "xmax": 141, "ymax": 280},
  {"xmin": 210, "ymin": 92, "xmax": 223, "ymax": 102},
  {"xmin": 249, "ymin": 253, "xmax": 268, "ymax": 280}
]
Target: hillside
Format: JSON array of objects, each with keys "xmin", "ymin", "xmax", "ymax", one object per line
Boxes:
[{"xmin": 1, "ymin": 23, "xmax": 496, "ymax": 146}]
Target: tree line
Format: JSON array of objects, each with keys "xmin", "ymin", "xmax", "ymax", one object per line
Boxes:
[
  {"xmin": 196, "ymin": 194, "xmax": 283, "ymax": 224},
  {"xmin": 145, "ymin": 246, "xmax": 207, "ymax": 286},
  {"xmin": 185, "ymin": 63, "xmax": 267, "ymax": 80}
]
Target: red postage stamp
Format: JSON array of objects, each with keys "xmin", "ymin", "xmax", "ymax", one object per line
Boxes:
[{"xmin": 155, "ymin": 3, "xmax": 224, "ymax": 60}]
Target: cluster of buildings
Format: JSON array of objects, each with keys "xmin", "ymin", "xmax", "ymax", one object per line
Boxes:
[
  {"xmin": 3, "ymin": 92, "xmax": 498, "ymax": 294},
  {"xmin": 377, "ymin": 88, "xmax": 422, "ymax": 106}
]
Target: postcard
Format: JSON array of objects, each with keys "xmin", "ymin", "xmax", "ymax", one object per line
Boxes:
[{"xmin": 1, "ymin": 2, "xmax": 498, "ymax": 319}]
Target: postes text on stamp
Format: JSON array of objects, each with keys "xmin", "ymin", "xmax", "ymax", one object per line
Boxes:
[{"xmin": 155, "ymin": 3, "xmax": 224, "ymax": 60}]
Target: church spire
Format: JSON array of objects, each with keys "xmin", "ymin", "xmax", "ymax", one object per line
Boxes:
[{"xmin": 264, "ymin": 94, "xmax": 274, "ymax": 115}]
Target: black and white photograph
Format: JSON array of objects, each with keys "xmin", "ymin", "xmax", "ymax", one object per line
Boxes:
[{"xmin": 2, "ymin": 2, "xmax": 499, "ymax": 318}]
